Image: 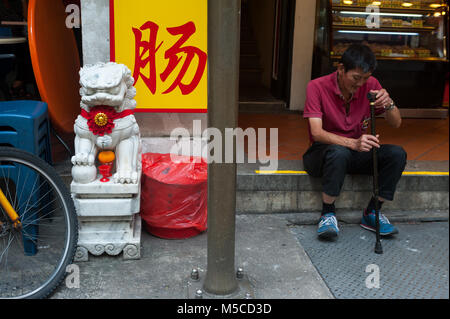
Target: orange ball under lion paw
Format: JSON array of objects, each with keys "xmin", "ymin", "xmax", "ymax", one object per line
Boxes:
[{"xmin": 98, "ymin": 151, "xmax": 115, "ymax": 163}]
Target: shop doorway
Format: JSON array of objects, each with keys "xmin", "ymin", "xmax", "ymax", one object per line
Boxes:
[{"xmin": 239, "ymin": 0, "xmax": 295, "ymax": 112}]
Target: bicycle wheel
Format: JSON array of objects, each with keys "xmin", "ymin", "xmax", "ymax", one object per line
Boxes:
[{"xmin": 0, "ymin": 147, "xmax": 78, "ymax": 298}]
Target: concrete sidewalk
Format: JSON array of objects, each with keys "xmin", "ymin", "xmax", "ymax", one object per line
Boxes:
[
  {"xmin": 292, "ymin": 221, "xmax": 449, "ymax": 299},
  {"xmin": 51, "ymin": 214, "xmax": 333, "ymax": 299},
  {"xmin": 51, "ymin": 211, "xmax": 449, "ymax": 299}
]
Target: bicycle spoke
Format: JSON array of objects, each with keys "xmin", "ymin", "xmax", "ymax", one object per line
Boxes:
[
  {"xmin": 1, "ymin": 229, "xmax": 56, "ymax": 297},
  {"xmin": 20, "ymin": 216, "xmax": 65, "ymax": 228},
  {"xmin": 17, "ymin": 172, "xmax": 41, "ymax": 215},
  {"xmin": 21, "ymin": 196, "xmax": 58, "ymax": 224},
  {"xmin": 0, "ymin": 229, "xmax": 14, "ymax": 265}
]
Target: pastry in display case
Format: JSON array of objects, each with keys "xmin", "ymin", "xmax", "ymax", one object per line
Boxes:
[{"xmin": 330, "ymin": 0, "xmax": 448, "ymax": 60}]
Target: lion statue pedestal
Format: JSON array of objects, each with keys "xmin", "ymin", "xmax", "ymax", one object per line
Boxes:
[{"xmin": 70, "ymin": 62, "xmax": 142, "ymax": 261}]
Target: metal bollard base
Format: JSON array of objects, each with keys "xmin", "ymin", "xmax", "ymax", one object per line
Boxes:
[{"xmin": 186, "ymin": 268, "xmax": 255, "ymax": 299}]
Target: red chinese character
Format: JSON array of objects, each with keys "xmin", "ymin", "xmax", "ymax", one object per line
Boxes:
[
  {"xmin": 160, "ymin": 21, "xmax": 207, "ymax": 95},
  {"xmin": 132, "ymin": 21, "xmax": 163, "ymax": 94}
]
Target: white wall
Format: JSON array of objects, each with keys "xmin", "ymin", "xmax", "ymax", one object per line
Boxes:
[
  {"xmin": 81, "ymin": 0, "xmax": 110, "ymax": 64},
  {"xmin": 289, "ymin": 0, "xmax": 316, "ymax": 111}
]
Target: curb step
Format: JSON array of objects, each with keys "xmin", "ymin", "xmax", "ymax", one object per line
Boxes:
[
  {"xmin": 55, "ymin": 159, "xmax": 449, "ymax": 223},
  {"xmin": 236, "ymin": 160, "xmax": 449, "ymax": 215}
]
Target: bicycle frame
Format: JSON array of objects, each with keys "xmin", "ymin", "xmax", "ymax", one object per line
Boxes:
[{"xmin": 0, "ymin": 187, "xmax": 21, "ymax": 228}]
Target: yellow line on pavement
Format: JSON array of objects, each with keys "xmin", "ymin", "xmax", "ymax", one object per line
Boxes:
[
  {"xmin": 402, "ymin": 171, "xmax": 449, "ymax": 176},
  {"xmin": 255, "ymin": 170, "xmax": 449, "ymax": 176},
  {"xmin": 255, "ymin": 170, "xmax": 307, "ymax": 174}
]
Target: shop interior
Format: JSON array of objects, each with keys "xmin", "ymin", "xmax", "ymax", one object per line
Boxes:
[
  {"xmin": 0, "ymin": 0, "xmax": 36, "ymax": 100},
  {"xmin": 239, "ymin": 0, "xmax": 295, "ymax": 112}
]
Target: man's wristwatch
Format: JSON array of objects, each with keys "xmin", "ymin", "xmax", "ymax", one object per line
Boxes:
[{"xmin": 385, "ymin": 100, "xmax": 396, "ymax": 111}]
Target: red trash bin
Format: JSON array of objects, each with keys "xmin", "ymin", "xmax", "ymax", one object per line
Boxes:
[{"xmin": 140, "ymin": 153, "xmax": 207, "ymax": 239}]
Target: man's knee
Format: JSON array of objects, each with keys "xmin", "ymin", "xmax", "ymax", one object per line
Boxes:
[
  {"xmin": 324, "ymin": 145, "xmax": 352, "ymax": 163},
  {"xmin": 381, "ymin": 144, "xmax": 407, "ymax": 167}
]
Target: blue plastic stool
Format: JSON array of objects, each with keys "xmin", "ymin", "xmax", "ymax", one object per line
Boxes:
[
  {"xmin": 0, "ymin": 100, "xmax": 52, "ymax": 255},
  {"xmin": 0, "ymin": 100, "xmax": 52, "ymax": 163}
]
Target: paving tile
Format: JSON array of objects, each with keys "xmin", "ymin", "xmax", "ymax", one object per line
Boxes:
[
  {"xmin": 415, "ymin": 141, "xmax": 449, "ymax": 161},
  {"xmin": 237, "ymin": 115, "xmax": 449, "ymax": 162}
]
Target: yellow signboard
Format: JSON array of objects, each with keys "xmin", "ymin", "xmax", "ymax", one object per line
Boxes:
[{"xmin": 110, "ymin": 0, "xmax": 207, "ymax": 112}]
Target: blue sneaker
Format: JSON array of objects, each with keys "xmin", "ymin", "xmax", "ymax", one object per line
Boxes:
[
  {"xmin": 360, "ymin": 209, "xmax": 398, "ymax": 236},
  {"xmin": 317, "ymin": 213, "xmax": 339, "ymax": 239}
]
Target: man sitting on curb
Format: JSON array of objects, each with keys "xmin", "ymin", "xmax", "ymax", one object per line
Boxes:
[{"xmin": 302, "ymin": 44, "xmax": 407, "ymax": 239}]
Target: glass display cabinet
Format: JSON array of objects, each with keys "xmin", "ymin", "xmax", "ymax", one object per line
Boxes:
[{"xmin": 312, "ymin": 0, "xmax": 449, "ymax": 110}]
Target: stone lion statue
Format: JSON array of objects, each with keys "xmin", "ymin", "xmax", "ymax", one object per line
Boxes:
[{"xmin": 72, "ymin": 62, "xmax": 141, "ymax": 184}]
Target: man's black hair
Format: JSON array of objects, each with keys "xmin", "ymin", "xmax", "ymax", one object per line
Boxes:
[{"xmin": 340, "ymin": 44, "xmax": 377, "ymax": 73}]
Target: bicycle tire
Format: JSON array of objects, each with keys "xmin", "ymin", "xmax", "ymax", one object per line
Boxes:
[{"xmin": 0, "ymin": 147, "xmax": 78, "ymax": 299}]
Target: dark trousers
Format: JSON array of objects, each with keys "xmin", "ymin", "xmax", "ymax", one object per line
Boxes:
[{"xmin": 303, "ymin": 142, "xmax": 407, "ymax": 201}]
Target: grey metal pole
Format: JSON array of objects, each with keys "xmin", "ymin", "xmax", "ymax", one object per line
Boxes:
[{"xmin": 203, "ymin": 0, "xmax": 241, "ymax": 296}]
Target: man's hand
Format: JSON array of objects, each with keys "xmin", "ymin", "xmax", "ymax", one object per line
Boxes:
[
  {"xmin": 370, "ymin": 89, "xmax": 402, "ymax": 128},
  {"xmin": 370, "ymin": 89, "xmax": 392, "ymax": 110},
  {"xmin": 354, "ymin": 134, "xmax": 380, "ymax": 152}
]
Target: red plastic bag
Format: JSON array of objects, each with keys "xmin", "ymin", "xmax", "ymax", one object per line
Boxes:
[{"xmin": 140, "ymin": 153, "xmax": 207, "ymax": 239}]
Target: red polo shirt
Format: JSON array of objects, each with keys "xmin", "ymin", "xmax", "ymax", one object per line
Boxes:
[{"xmin": 303, "ymin": 71, "xmax": 385, "ymax": 143}]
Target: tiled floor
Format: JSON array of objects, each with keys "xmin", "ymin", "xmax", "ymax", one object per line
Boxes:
[{"xmin": 238, "ymin": 113, "xmax": 449, "ymax": 161}]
